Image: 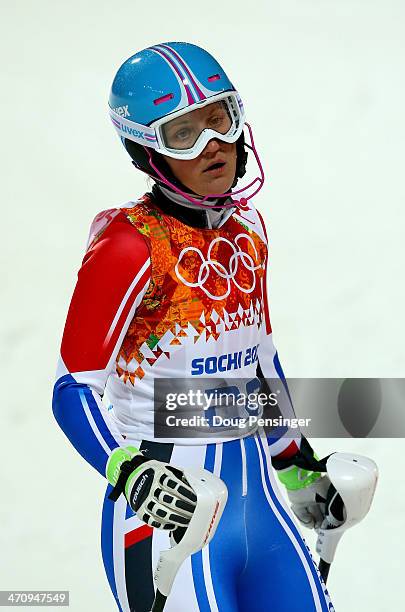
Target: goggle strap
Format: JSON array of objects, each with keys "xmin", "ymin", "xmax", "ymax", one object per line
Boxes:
[{"xmin": 109, "ymin": 108, "xmax": 158, "ymax": 149}]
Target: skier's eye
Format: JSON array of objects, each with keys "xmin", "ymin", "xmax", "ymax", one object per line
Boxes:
[
  {"xmin": 164, "ymin": 124, "xmax": 196, "ymax": 148},
  {"xmin": 174, "ymin": 128, "xmax": 193, "ymax": 142},
  {"xmin": 208, "ymin": 111, "xmax": 231, "ymax": 134}
]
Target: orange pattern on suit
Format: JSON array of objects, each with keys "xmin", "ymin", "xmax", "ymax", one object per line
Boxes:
[{"xmin": 116, "ymin": 196, "xmax": 267, "ymax": 384}]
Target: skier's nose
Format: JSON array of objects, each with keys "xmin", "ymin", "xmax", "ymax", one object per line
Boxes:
[{"xmin": 202, "ymin": 138, "xmax": 221, "ymax": 155}]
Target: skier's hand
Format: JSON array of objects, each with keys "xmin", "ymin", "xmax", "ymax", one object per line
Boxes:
[
  {"xmin": 286, "ymin": 474, "xmax": 331, "ymax": 529},
  {"xmin": 106, "ymin": 446, "xmax": 197, "ymax": 530},
  {"xmin": 272, "ymin": 437, "xmax": 341, "ymax": 530}
]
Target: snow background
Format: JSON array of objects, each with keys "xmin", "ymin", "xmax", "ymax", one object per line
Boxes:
[{"xmin": 1, "ymin": 0, "xmax": 404, "ymax": 609}]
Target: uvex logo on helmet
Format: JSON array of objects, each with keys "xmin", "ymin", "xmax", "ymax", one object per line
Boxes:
[{"xmin": 113, "ymin": 104, "xmax": 130, "ymax": 117}]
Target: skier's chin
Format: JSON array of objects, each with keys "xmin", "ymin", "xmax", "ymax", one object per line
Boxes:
[{"xmin": 192, "ymin": 175, "xmax": 234, "ymax": 198}]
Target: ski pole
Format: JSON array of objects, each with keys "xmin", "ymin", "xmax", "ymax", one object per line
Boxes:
[
  {"xmin": 316, "ymin": 452, "xmax": 378, "ymax": 583},
  {"xmin": 149, "ymin": 468, "xmax": 228, "ymax": 612}
]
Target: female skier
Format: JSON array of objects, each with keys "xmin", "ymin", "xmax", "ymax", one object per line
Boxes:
[{"xmin": 53, "ymin": 42, "xmax": 336, "ymax": 611}]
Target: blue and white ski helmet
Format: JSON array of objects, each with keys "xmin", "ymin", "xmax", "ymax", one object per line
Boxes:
[{"xmin": 109, "ymin": 42, "xmax": 248, "ymax": 182}]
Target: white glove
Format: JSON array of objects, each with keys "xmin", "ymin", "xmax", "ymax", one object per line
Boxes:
[
  {"xmin": 106, "ymin": 446, "xmax": 197, "ymax": 531},
  {"xmin": 273, "ymin": 438, "xmax": 344, "ymax": 531},
  {"xmin": 286, "ymin": 474, "xmax": 331, "ymax": 529}
]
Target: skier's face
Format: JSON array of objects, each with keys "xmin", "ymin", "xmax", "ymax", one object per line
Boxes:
[
  {"xmin": 164, "ymin": 138, "xmax": 237, "ymax": 196},
  {"xmin": 161, "ymin": 103, "xmax": 238, "ymax": 196}
]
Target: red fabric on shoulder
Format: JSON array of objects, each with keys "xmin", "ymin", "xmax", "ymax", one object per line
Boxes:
[{"xmin": 61, "ymin": 211, "xmax": 151, "ymax": 373}]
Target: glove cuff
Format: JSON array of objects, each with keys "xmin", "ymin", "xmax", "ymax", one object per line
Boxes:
[
  {"xmin": 277, "ymin": 465, "xmax": 322, "ymax": 491},
  {"xmin": 273, "ymin": 437, "xmax": 329, "ymax": 491},
  {"xmin": 106, "ymin": 446, "xmax": 149, "ymax": 502},
  {"xmin": 106, "ymin": 446, "xmax": 140, "ymax": 486}
]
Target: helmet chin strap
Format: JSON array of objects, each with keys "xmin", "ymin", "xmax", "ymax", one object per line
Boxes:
[
  {"xmin": 132, "ymin": 151, "xmax": 230, "ymax": 208},
  {"xmin": 145, "ymin": 123, "xmax": 265, "ymax": 211}
]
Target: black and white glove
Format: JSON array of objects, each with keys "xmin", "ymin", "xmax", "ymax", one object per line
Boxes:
[
  {"xmin": 272, "ymin": 438, "xmax": 344, "ymax": 530},
  {"xmin": 106, "ymin": 446, "xmax": 197, "ymax": 531}
]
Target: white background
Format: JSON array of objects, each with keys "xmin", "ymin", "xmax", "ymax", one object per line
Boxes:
[{"xmin": 1, "ymin": 0, "xmax": 404, "ymax": 609}]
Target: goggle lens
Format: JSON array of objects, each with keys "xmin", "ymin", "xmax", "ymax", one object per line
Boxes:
[{"xmin": 161, "ymin": 100, "xmax": 233, "ymax": 151}]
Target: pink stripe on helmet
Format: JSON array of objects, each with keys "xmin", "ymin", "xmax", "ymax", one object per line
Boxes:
[
  {"xmin": 160, "ymin": 43, "xmax": 207, "ymax": 101},
  {"xmin": 151, "ymin": 46, "xmax": 196, "ymax": 105},
  {"xmin": 154, "ymin": 93, "xmax": 174, "ymax": 105}
]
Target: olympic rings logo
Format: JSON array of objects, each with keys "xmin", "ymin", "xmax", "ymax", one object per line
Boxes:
[{"xmin": 175, "ymin": 234, "xmax": 262, "ymax": 301}]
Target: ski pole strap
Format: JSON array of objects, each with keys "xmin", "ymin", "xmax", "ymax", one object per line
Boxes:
[
  {"xmin": 272, "ymin": 437, "xmax": 332, "ymax": 491},
  {"xmin": 324, "ymin": 483, "xmax": 345, "ymax": 526},
  {"xmin": 272, "ymin": 437, "xmax": 330, "ymax": 473}
]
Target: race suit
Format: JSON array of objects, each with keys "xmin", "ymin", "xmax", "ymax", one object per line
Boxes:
[{"xmin": 53, "ymin": 185, "xmax": 334, "ymax": 611}]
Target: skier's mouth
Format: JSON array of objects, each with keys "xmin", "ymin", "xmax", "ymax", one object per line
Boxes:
[{"xmin": 203, "ymin": 161, "xmax": 226, "ymax": 175}]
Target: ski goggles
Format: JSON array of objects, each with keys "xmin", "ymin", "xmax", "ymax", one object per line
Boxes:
[{"xmin": 109, "ymin": 91, "xmax": 245, "ymax": 160}]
